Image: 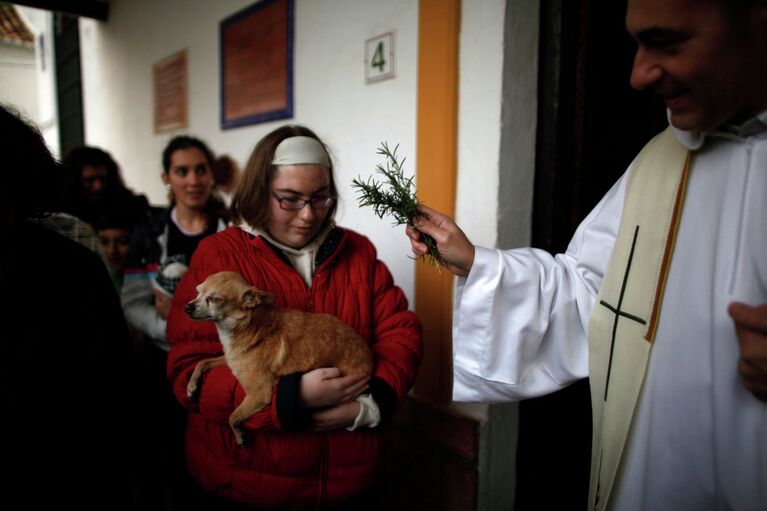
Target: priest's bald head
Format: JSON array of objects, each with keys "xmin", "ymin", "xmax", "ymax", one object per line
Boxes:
[{"xmin": 626, "ymin": 0, "xmax": 767, "ymax": 133}]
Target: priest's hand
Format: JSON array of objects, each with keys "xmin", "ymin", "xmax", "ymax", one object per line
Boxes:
[
  {"xmin": 728, "ymin": 302, "xmax": 767, "ymax": 403},
  {"xmin": 406, "ymin": 205, "xmax": 475, "ymax": 277}
]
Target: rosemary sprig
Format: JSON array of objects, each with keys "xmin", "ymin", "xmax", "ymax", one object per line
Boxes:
[{"xmin": 352, "ymin": 142, "xmax": 443, "ymax": 269}]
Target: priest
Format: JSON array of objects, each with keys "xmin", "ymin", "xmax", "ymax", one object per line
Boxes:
[{"xmin": 407, "ymin": 0, "xmax": 767, "ymax": 509}]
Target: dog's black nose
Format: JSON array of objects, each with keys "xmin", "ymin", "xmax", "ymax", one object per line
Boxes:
[{"xmin": 184, "ymin": 303, "xmax": 195, "ymax": 315}]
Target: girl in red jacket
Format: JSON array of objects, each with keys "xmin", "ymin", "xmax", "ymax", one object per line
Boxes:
[{"xmin": 166, "ymin": 125, "xmax": 423, "ymax": 509}]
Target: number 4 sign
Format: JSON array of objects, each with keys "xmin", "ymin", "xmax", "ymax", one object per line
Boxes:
[{"xmin": 365, "ymin": 32, "xmax": 395, "ymax": 83}]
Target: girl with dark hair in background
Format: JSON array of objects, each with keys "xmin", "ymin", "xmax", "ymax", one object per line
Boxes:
[
  {"xmin": 211, "ymin": 154, "xmax": 241, "ymax": 206},
  {"xmin": 122, "ymin": 135, "xmax": 229, "ymax": 350},
  {"xmin": 122, "ymin": 134, "xmax": 229, "ymax": 508},
  {"xmin": 61, "ymin": 145, "xmax": 148, "ymax": 226}
]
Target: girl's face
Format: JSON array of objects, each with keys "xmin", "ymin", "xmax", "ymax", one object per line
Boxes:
[
  {"xmin": 266, "ymin": 164, "xmax": 332, "ymax": 249},
  {"xmin": 162, "ymin": 147, "xmax": 213, "ymax": 212}
]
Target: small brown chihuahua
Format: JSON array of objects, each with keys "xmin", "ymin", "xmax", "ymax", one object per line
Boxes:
[{"xmin": 184, "ymin": 271, "xmax": 373, "ymax": 446}]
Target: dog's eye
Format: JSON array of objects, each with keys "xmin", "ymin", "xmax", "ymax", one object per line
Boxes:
[{"xmin": 207, "ymin": 296, "xmax": 222, "ymax": 304}]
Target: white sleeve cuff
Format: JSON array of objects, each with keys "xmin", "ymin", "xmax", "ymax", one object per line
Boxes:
[{"xmin": 345, "ymin": 393, "xmax": 381, "ymax": 431}]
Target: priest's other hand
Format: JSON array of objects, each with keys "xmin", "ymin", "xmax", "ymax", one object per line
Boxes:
[
  {"xmin": 728, "ymin": 302, "xmax": 767, "ymax": 403},
  {"xmin": 406, "ymin": 205, "xmax": 475, "ymax": 277}
]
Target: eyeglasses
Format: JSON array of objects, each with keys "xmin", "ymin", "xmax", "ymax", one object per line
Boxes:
[{"xmin": 272, "ymin": 193, "xmax": 335, "ymax": 211}]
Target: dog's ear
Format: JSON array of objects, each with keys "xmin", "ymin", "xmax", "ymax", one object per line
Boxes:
[
  {"xmin": 242, "ymin": 288, "xmax": 276, "ymax": 309},
  {"xmin": 259, "ymin": 290, "xmax": 276, "ymax": 305}
]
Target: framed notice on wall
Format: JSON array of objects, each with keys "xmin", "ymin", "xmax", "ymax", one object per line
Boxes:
[
  {"xmin": 220, "ymin": 0, "xmax": 294, "ymax": 129},
  {"xmin": 153, "ymin": 49, "xmax": 188, "ymax": 132}
]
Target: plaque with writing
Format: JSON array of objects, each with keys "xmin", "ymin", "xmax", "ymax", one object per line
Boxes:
[
  {"xmin": 220, "ymin": 0, "xmax": 293, "ymax": 129},
  {"xmin": 153, "ymin": 50, "xmax": 188, "ymax": 133}
]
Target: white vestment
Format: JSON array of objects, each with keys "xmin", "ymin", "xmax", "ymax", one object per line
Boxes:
[{"xmin": 453, "ymin": 112, "xmax": 767, "ymax": 510}]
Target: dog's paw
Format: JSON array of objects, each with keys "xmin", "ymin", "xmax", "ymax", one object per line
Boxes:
[
  {"xmin": 186, "ymin": 381, "xmax": 199, "ymax": 401},
  {"xmin": 233, "ymin": 429, "xmax": 248, "ymax": 448}
]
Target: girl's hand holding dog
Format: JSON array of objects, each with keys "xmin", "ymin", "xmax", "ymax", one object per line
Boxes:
[
  {"xmin": 311, "ymin": 401, "xmax": 361, "ymax": 431},
  {"xmin": 299, "ymin": 367, "xmax": 369, "ymax": 409}
]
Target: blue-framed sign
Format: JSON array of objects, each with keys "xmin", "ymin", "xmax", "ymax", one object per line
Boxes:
[{"xmin": 220, "ymin": 0, "xmax": 294, "ymax": 129}]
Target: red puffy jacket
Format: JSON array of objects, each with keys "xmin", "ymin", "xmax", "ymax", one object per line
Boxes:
[{"xmin": 167, "ymin": 226, "xmax": 423, "ymax": 509}]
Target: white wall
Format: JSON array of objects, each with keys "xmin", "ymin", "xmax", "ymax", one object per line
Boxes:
[
  {"xmin": 0, "ymin": 42, "xmax": 38, "ymax": 120},
  {"xmin": 456, "ymin": 0, "xmax": 506, "ymax": 249},
  {"xmin": 7, "ymin": 6, "xmax": 59, "ymax": 157}
]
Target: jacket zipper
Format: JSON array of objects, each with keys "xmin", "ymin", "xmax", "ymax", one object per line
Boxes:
[
  {"xmin": 313, "ymin": 238, "xmax": 341, "ymax": 507},
  {"xmin": 316, "ymin": 432, "xmax": 329, "ymax": 509},
  {"xmin": 257, "ymin": 230, "xmax": 342, "ymax": 507}
]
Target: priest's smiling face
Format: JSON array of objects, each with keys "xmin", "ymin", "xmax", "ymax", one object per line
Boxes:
[{"xmin": 626, "ymin": 0, "xmax": 767, "ymax": 132}]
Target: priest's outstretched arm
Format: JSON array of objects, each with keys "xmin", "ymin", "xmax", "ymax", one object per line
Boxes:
[{"xmin": 406, "ymin": 175, "xmax": 627, "ymax": 402}]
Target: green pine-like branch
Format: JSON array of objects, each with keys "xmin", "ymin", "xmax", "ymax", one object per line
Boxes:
[{"xmin": 352, "ymin": 142, "xmax": 443, "ymax": 269}]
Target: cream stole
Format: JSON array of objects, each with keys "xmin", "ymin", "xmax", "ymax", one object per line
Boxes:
[{"xmin": 587, "ymin": 127, "xmax": 691, "ymax": 511}]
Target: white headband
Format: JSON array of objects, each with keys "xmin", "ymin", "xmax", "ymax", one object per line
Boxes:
[{"xmin": 271, "ymin": 136, "xmax": 330, "ymax": 167}]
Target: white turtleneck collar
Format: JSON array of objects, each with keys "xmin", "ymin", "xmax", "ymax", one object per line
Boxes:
[{"xmin": 238, "ymin": 222, "xmax": 334, "ymax": 287}]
